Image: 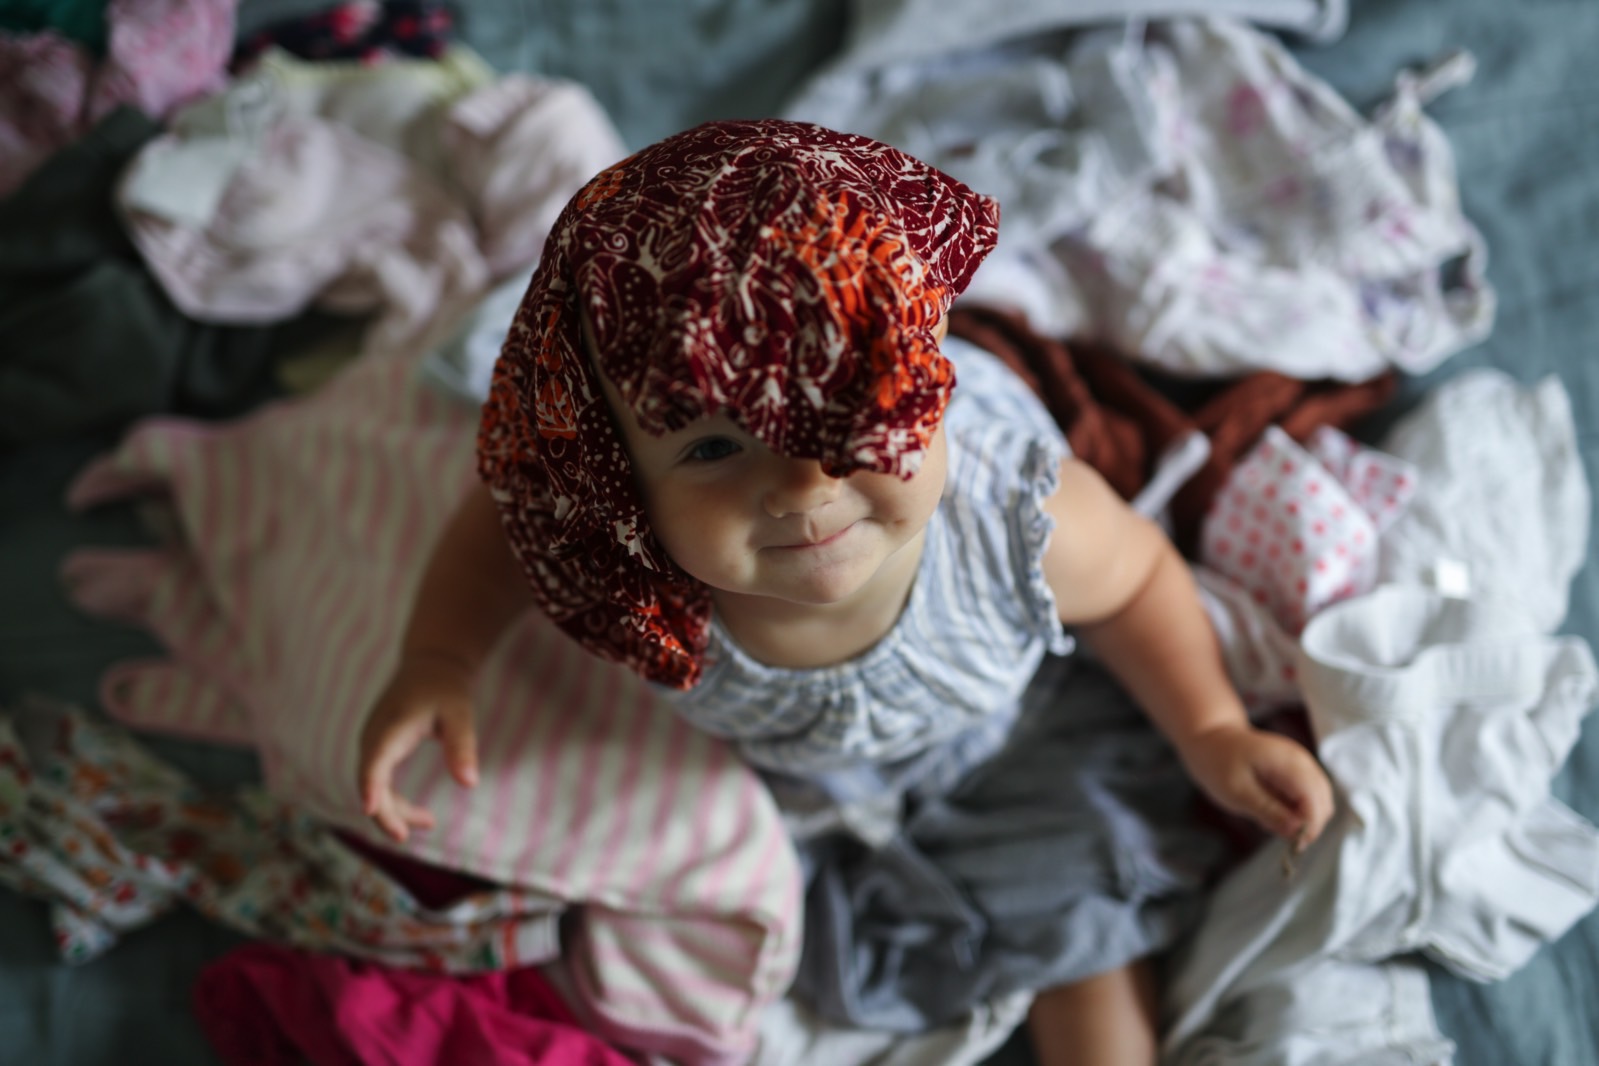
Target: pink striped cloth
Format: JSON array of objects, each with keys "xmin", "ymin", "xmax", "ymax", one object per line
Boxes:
[{"xmin": 60, "ymin": 330, "xmax": 803, "ymax": 1066}]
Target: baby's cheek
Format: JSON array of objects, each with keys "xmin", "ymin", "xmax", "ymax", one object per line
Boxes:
[{"xmin": 650, "ymin": 497, "xmax": 743, "ymax": 584}]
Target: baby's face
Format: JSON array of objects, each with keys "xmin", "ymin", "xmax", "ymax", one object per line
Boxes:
[{"xmin": 594, "ymin": 325, "xmax": 949, "ymax": 614}]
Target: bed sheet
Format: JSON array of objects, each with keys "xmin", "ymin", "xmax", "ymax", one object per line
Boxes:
[{"xmin": 1, "ymin": 0, "xmax": 1595, "ymax": 1063}]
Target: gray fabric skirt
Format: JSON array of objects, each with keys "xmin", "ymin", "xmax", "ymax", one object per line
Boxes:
[{"xmin": 791, "ymin": 653, "xmax": 1231, "ymax": 1032}]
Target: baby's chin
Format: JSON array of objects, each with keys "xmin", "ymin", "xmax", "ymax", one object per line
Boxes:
[
  {"xmin": 717, "ymin": 573, "xmax": 872, "ymax": 610},
  {"xmin": 706, "ymin": 557, "xmax": 881, "ymax": 611}
]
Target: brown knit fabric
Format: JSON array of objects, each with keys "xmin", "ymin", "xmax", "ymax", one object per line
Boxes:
[{"xmin": 948, "ymin": 306, "xmax": 1161, "ymax": 501}]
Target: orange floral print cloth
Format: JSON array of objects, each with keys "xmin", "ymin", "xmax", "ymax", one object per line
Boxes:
[{"xmin": 0, "ymin": 700, "xmax": 561, "ymax": 970}]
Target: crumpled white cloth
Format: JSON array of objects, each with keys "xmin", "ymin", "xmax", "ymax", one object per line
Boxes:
[
  {"xmin": 117, "ymin": 58, "xmax": 624, "ymax": 351},
  {"xmin": 788, "ymin": 18, "xmax": 1492, "ymax": 380},
  {"xmin": 1163, "ymin": 585, "xmax": 1599, "ymax": 1056},
  {"xmin": 798, "ymin": 0, "xmax": 1346, "ymax": 82},
  {"xmin": 232, "ymin": 46, "xmax": 499, "ymax": 185},
  {"xmin": 789, "ymin": 24, "xmax": 1176, "ymax": 262},
  {"xmin": 1166, "ymin": 956, "xmax": 1454, "ymax": 1066},
  {"xmin": 1057, "ymin": 23, "xmax": 1492, "ymax": 379},
  {"xmin": 1377, "ymin": 368, "xmax": 1592, "ymax": 635},
  {"xmin": 442, "ymin": 74, "xmax": 626, "ymax": 276},
  {"xmin": 120, "ymin": 112, "xmax": 490, "ymax": 350},
  {"xmin": 754, "ymin": 989, "xmax": 1031, "ymax": 1066}
]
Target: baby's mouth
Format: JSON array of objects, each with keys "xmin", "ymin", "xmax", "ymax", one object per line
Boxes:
[{"xmin": 775, "ymin": 521, "xmax": 857, "ymax": 550}]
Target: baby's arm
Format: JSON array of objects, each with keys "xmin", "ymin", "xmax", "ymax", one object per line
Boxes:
[
  {"xmin": 357, "ymin": 481, "xmax": 535, "ymax": 841},
  {"xmin": 1041, "ymin": 459, "xmax": 1334, "ymax": 846}
]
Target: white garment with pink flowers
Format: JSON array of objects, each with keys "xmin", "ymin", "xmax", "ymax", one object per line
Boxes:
[
  {"xmin": 787, "ymin": 18, "xmax": 1492, "ymax": 380},
  {"xmin": 1200, "ymin": 425, "xmax": 1417, "ymax": 634}
]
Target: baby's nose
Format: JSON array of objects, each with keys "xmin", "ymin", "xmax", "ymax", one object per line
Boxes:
[{"xmin": 763, "ymin": 456, "xmax": 842, "ymax": 517}]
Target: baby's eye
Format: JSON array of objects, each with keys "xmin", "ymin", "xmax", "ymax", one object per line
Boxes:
[{"xmin": 686, "ymin": 437, "xmax": 741, "ymax": 462}]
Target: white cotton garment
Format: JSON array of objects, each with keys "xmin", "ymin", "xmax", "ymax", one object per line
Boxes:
[
  {"xmin": 1165, "ymin": 957, "xmax": 1454, "ymax": 1066},
  {"xmin": 1163, "ymin": 585, "xmax": 1599, "ymax": 1055},
  {"xmin": 119, "ymin": 109, "xmax": 489, "ymax": 346},
  {"xmin": 754, "ymin": 990, "xmax": 1031, "ymax": 1066},
  {"xmin": 1060, "ymin": 23, "xmax": 1493, "ymax": 380},
  {"xmin": 787, "ymin": 18, "xmax": 1492, "ymax": 381},
  {"xmin": 119, "ymin": 46, "xmax": 495, "ymax": 230},
  {"xmin": 800, "ymin": 0, "xmax": 1346, "ymax": 78},
  {"xmin": 238, "ymin": 46, "xmax": 497, "ymax": 183},
  {"xmin": 118, "ymin": 67, "xmax": 623, "ymax": 353},
  {"xmin": 441, "ymin": 74, "xmax": 627, "ymax": 277},
  {"xmin": 1377, "ymin": 368, "xmax": 1592, "ymax": 635},
  {"xmin": 789, "ymin": 26, "xmax": 1176, "ymax": 255}
]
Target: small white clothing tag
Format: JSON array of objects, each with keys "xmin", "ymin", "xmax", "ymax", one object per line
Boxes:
[{"xmin": 1429, "ymin": 557, "xmax": 1472, "ymax": 599}]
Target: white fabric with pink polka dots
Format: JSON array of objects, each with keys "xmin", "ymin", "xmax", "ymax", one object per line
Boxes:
[{"xmin": 1200, "ymin": 425, "xmax": 1418, "ymax": 634}]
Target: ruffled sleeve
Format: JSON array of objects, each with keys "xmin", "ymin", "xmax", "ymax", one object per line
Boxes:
[{"xmin": 939, "ymin": 335, "xmax": 1075, "ymax": 656}]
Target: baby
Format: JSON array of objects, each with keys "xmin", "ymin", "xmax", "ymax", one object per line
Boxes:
[{"xmin": 358, "ymin": 120, "xmax": 1333, "ymax": 1065}]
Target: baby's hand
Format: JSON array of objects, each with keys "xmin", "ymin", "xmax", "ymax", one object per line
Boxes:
[
  {"xmin": 1180, "ymin": 723, "xmax": 1334, "ymax": 848},
  {"xmin": 357, "ymin": 653, "xmax": 480, "ymax": 843}
]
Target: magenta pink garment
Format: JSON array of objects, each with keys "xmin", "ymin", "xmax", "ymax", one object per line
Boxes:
[{"xmin": 196, "ymin": 943, "xmax": 636, "ymax": 1066}]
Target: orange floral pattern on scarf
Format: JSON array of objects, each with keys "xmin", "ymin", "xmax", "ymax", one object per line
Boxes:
[{"xmin": 477, "ymin": 120, "xmax": 998, "ymax": 688}]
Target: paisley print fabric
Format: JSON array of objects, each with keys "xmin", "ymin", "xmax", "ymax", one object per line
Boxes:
[{"xmin": 478, "ymin": 119, "xmax": 999, "ymax": 688}]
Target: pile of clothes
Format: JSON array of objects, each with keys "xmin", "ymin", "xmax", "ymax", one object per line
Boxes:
[{"xmin": 2, "ymin": 2, "xmax": 1594, "ymax": 1064}]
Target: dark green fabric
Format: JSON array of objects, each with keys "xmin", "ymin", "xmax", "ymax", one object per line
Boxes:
[
  {"xmin": 0, "ymin": 107, "xmax": 337, "ymax": 447},
  {"xmin": 0, "ymin": 0, "xmax": 109, "ymax": 53}
]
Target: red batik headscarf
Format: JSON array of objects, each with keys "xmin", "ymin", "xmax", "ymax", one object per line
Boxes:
[{"xmin": 477, "ymin": 119, "xmax": 999, "ymax": 689}]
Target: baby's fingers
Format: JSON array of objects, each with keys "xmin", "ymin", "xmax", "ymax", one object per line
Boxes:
[
  {"xmin": 1255, "ymin": 747, "xmax": 1335, "ymax": 846},
  {"xmin": 369, "ymin": 792, "xmax": 437, "ymax": 844},
  {"xmin": 1227, "ymin": 769, "xmax": 1307, "ymax": 841},
  {"xmin": 436, "ymin": 706, "xmax": 479, "ymax": 789},
  {"xmin": 359, "ymin": 710, "xmax": 435, "ymax": 813}
]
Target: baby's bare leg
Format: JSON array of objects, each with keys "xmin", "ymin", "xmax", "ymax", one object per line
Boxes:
[{"xmin": 1025, "ymin": 960, "xmax": 1158, "ymax": 1066}]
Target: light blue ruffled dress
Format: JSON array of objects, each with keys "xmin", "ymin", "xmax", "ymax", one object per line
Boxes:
[{"xmin": 660, "ymin": 336, "xmax": 1227, "ymax": 1030}]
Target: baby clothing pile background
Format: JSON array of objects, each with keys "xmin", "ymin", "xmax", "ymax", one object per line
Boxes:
[{"xmin": 2, "ymin": 1, "xmax": 1596, "ymax": 1064}]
